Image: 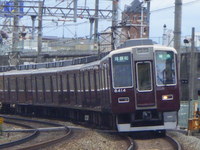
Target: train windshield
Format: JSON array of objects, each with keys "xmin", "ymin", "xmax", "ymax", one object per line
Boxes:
[
  {"xmin": 155, "ymin": 51, "xmax": 176, "ymax": 86},
  {"xmin": 112, "ymin": 52, "xmax": 133, "ymax": 88}
]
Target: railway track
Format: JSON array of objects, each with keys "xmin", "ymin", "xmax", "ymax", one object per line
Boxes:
[
  {"xmin": 0, "ymin": 115, "xmax": 72, "ymax": 150},
  {"xmin": 0, "ymin": 115, "xmax": 183, "ymax": 150},
  {"xmin": 129, "ymin": 132, "xmax": 182, "ymax": 150}
]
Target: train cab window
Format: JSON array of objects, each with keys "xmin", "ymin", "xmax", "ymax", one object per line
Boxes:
[
  {"xmin": 155, "ymin": 51, "xmax": 176, "ymax": 86},
  {"xmin": 112, "ymin": 52, "xmax": 133, "ymax": 88},
  {"xmin": 136, "ymin": 62, "xmax": 152, "ymax": 91}
]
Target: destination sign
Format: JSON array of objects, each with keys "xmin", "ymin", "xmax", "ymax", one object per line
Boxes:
[{"xmin": 112, "ymin": 52, "xmax": 131, "ymax": 64}]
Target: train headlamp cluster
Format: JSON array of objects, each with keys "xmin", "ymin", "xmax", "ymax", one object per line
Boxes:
[{"xmin": 162, "ymin": 94, "xmax": 173, "ymax": 101}]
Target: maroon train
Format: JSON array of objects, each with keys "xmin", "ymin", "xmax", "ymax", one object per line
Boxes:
[{"xmin": 0, "ymin": 40, "xmax": 180, "ymax": 132}]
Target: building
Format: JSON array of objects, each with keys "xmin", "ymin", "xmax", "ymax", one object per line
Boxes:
[{"xmin": 121, "ymin": 0, "xmax": 149, "ymax": 43}]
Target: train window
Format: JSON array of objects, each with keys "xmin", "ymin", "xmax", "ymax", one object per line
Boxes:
[
  {"xmin": 4, "ymin": 78, "xmax": 9, "ymax": 91},
  {"xmin": 26, "ymin": 77, "xmax": 32, "ymax": 91},
  {"xmin": 81, "ymin": 72, "xmax": 85, "ymax": 92},
  {"xmin": 84, "ymin": 71, "xmax": 89, "ymax": 91},
  {"xmin": 52, "ymin": 75, "xmax": 57, "ymax": 92},
  {"xmin": 36, "ymin": 76, "xmax": 42, "ymax": 91},
  {"xmin": 10, "ymin": 77, "xmax": 16, "ymax": 91},
  {"xmin": 76, "ymin": 73, "xmax": 81, "ymax": 92},
  {"xmin": 0, "ymin": 77, "xmax": 3, "ymax": 90},
  {"xmin": 59, "ymin": 75, "xmax": 63, "ymax": 92},
  {"xmin": 136, "ymin": 62, "xmax": 152, "ymax": 91},
  {"xmin": 101, "ymin": 68, "xmax": 105, "ymax": 90},
  {"xmin": 155, "ymin": 51, "xmax": 176, "ymax": 86},
  {"xmin": 42, "ymin": 76, "xmax": 45, "ymax": 93},
  {"xmin": 112, "ymin": 52, "xmax": 133, "ymax": 88},
  {"xmin": 44, "ymin": 76, "xmax": 50, "ymax": 91},
  {"xmin": 74, "ymin": 74, "xmax": 77, "ymax": 92},
  {"xmin": 95, "ymin": 70, "xmax": 100, "ymax": 91},
  {"xmin": 69, "ymin": 74, "xmax": 74, "ymax": 92},
  {"xmin": 57, "ymin": 75, "xmax": 61, "ymax": 92},
  {"xmin": 90, "ymin": 70, "xmax": 95, "ymax": 91},
  {"xmin": 32, "ymin": 76, "xmax": 36, "ymax": 92},
  {"xmin": 62, "ymin": 74, "xmax": 67, "ymax": 91},
  {"xmin": 18, "ymin": 77, "xmax": 25, "ymax": 91}
]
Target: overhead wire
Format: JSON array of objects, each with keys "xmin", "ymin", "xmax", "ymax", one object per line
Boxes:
[{"xmin": 151, "ymin": 0, "xmax": 200, "ymax": 13}]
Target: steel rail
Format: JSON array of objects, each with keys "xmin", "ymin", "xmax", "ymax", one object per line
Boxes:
[
  {"xmin": 0, "ymin": 115, "xmax": 72, "ymax": 150},
  {"xmin": 17, "ymin": 126, "xmax": 72, "ymax": 150},
  {"xmin": 0, "ymin": 120, "xmax": 39, "ymax": 149},
  {"xmin": 165, "ymin": 133, "xmax": 182, "ymax": 150}
]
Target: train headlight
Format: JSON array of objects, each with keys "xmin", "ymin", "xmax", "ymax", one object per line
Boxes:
[{"xmin": 162, "ymin": 94, "xmax": 173, "ymax": 101}]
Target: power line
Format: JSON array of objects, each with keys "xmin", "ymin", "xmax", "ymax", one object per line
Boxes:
[{"xmin": 151, "ymin": 0, "xmax": 200, "ymax": 13}]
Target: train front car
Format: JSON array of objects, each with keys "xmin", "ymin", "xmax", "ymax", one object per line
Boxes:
[{"xmin": 110, "ymin": 44, "xmax": 180, "ymax": 132}]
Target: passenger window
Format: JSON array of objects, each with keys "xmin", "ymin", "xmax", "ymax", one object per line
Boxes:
[
  {"xmin": 10, "ymin": 77, "xmax": 16, "ymax": 91},
  {"xmin": 36, "ymin": 76, "xmax": 42, "ymax": 91},
  {"xmin": 57, "ymin": 75, "xmax": 61, "ymax": 91},
  {"xmin": 32, "ymin": 76, "xmax": 36, "ymax": 92},
  {"xmin": 69, "ymin": 74, "xmax": 74, "ymax": 92},
  {"xmin": 18, "ymin": 77, "xmax": 25, "ymax": 91},
  {"xmin": 0, "ymin": 77, "xmax": 3, "ymax": 90},
  {"xmin": 45, "ymin": 76, "xmax": 50, "ymax": 91},
  {"xmin": 90, "ymin": 70, "xmax": 95, "ymax": 91},
  {"xmin": 52, "ymin": 75, "xmax": 57, "ymax": 92},
  {"xmin": 25, "ymin": 77, "xmax": 32, "ymax": 91},
  {"xmin": 95, "ymin": 70, "xmax": 100, "ymax": 91},
  {"xmin": 62, "ymin": 74, "xmax": 67, "ymax": 91},
  {"xmin": 84, "ymin": 71, "xmax": 89, "ymax": 91}
]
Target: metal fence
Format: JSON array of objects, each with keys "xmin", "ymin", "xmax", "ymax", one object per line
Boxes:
[{"xmin": 179, "ymin": 100, "xmax": 200, "ymax": 128}]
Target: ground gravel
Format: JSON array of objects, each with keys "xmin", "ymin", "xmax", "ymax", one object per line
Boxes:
[{"xmin": 47, "ymin": 129, "xmax": 128, "ymax": 150}]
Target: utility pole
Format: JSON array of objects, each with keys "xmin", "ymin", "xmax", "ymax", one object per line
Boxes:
[
  {"xmin": 37, "ymin": 1, "xmax": 44, "ymax": 63},
  {"xmin": 31, "ymin": 15, "xmax": 37, "ymax": 40},
  {"xmin": 94, "ymin": 0, "xmax": 99, "ymax": 43},
  {"xmin": 189, "ymin": 27, "xmax": 195, "ymax": 101},
  {"xmin": 174, "ymin": 0, "xmax": 182, "ymax": 100},
  {"xmin": 140, "ymin": 5, "xmax": 144, "ymax": 38},
  {"xmin": 145, "ymin": 0, "xmax": 151, "ymax": 37},
  {"xmin": 12, "ymin": 0, "xmax": 19, "ymax": 52},
  {"xmin": 89, "ymin": 18, "xmax": 95, "ymax": 40},
  {"xmin": 188, "ymin": 27, "xmax": 195, "ymax": 131},
  {"xmin": 10, "ymin": 0, "xmax": 20, "ymax": 65},
  {"xmin": 111, "ymin": 0, "xmax": 119, "ymax": 50},
  {"xmin": 74, "ymin": 0, "xmax": 77, "ymax": 22},
  {"xmin": 174, "ymin": 0, "xmax": 182, "ymax": 54}
]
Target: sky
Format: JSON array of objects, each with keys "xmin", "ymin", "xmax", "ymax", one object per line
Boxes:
[
  {"xmin": 8, "ymin": 0, "xmax": 200, "ymax": 41},
  {"xmin": 150, "ymin": 0, "xmax": 200, "ymax": 41}
]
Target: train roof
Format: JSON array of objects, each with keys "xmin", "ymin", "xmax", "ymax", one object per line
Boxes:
[
  {"xmin": 1, "ymin": 64, "xmax": 84, "ymax": 76},
  {"xmin": 80, "ymin": 60, "xmax": 100, "ymax": 70}
]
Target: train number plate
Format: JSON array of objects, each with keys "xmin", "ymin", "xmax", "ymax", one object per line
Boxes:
[{"xmin": 114, "ymin": 89, "xmax": 126, "ymax": 93}]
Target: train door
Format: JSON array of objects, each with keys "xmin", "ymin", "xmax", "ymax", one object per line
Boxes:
[{"xmin": 135, "ymin": 61, "xmax": 156, "ymax": 108}]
